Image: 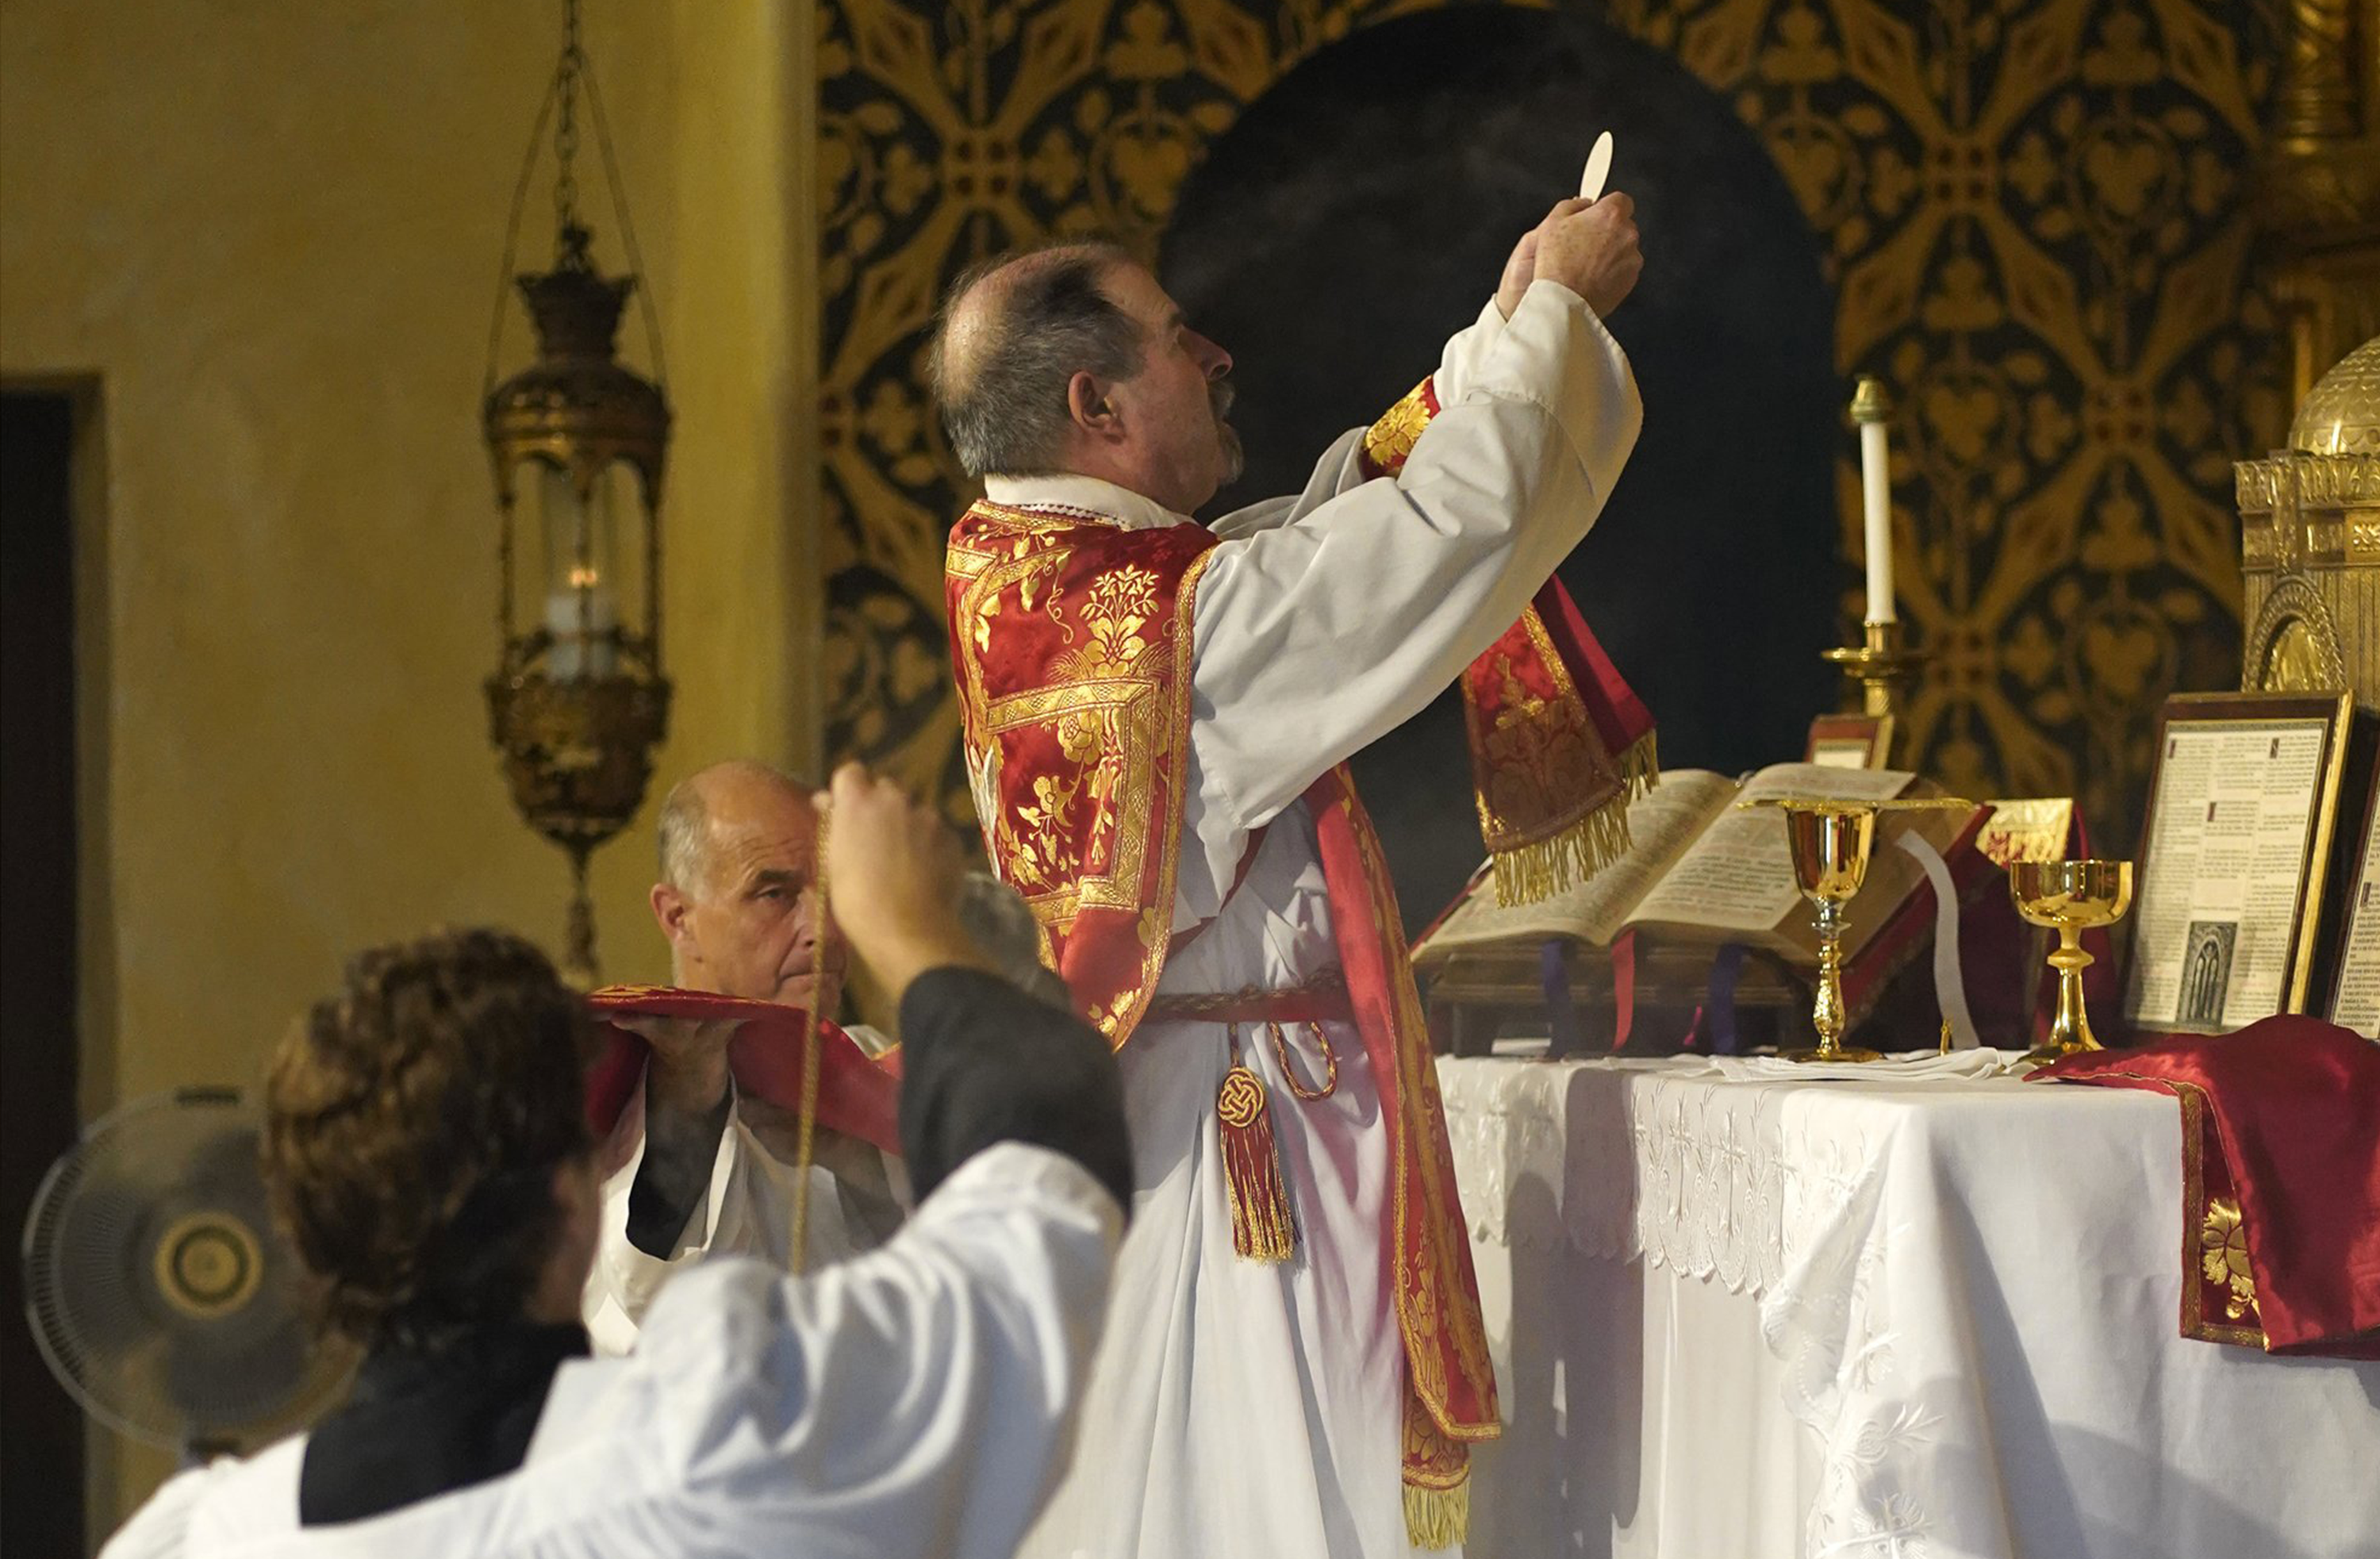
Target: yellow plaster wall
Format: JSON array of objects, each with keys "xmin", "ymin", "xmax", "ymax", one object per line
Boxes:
[
  {"xmin": 659, "ymin": 0, "xmax": 823, "ymax": 785},
  {"xmin": 0, "ymin": 0, "xmax": 819, "ymax": 1535}
]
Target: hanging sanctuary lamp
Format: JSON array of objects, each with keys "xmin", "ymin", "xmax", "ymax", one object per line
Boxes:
[{"xmin": 481, "ymin": 0, "xmax": 670, "ymax": 985}]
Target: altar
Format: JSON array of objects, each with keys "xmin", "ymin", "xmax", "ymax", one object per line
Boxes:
[{"xmin": 1439, "ymin": 1050, "xmax": 2380, "ymax": 1559}]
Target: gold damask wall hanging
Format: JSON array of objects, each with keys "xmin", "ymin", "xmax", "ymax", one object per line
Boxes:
[{"xmin": 819, "ymin": 0, "xmax": 2283, "ymax": 848}]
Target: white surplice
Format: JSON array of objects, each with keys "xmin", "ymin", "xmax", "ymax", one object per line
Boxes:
[
  {"xmin": 582, "ymin": 1026, "xmax": 908, "ymax": 1356},
  {"xmin": 100, "ymin": 1144, "xmax": 1119, "ymax": 1559},
  {"xmin": 980, "ymin": 278, "xmax": 1642, "ymax": 1559}
]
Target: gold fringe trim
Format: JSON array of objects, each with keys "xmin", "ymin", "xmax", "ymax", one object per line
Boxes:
[
  {"xmin": 1488, "ymin": 734, "xmax": 1659, "ymax": 907},
  {"xmin": 1403, "ymin": 1474, "xmax": 1471, "ymax": 1549}
]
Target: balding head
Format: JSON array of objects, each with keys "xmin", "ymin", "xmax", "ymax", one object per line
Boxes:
[
  {"xmin": 649, "ymin": 759, "xmax": 845, "ymax": 1014},
  {"xmin": 930, "ymin": 241, "xmax": 1144, "ymax": 478},
  {"xmin": 657, "ymin": 759, "xmax": 808, "ymax": 896},
  {"xmin": 933, "ymin": 242, "xmax": 1242, "ymax": 514}
]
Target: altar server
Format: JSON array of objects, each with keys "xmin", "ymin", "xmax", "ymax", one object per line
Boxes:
[
  {"xmin": 101, "ymin": 762, "xmax": 1132, "ymax": 1559},
  {"xmin": 935, "ymin": 190, "xmax": 1645, "ymax": 1557},
  {"xmin": 582, "ymin": 758, "xmax": 905, "ymax": 1354}
]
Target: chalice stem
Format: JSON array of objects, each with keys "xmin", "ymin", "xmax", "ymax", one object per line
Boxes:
[
  {"xmin": 2047, "ymin": 929, "xmax": 2100, "ymax": 1054},
  {"xmin": 1811, "ymin": 900, "xmax": 1847, "ymax": 1059}
]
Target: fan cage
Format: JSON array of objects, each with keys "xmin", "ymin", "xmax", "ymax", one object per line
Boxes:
[{"xmin": 21, "ymin": 1088, "xmax": 354, "ymax": 1449}]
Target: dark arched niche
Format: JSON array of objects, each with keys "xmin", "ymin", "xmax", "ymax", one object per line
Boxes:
[{"xmin": 1163, "ymin": 6, "xmax": 1840, "ymax": 933}]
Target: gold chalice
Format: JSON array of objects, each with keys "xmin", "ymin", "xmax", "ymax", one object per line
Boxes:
[
  {"xmin": 2009, "ymin": 859, "xmax": 2132, "ymax": 1066},
  {"xmin": 1744, "ymin": 795, "xmax": 1975, "ymax": 1063}
]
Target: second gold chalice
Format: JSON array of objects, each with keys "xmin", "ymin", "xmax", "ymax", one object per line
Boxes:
[{"xmin": 2009, "ymin": 859, "xmax": 2132, "ymax": 1066}]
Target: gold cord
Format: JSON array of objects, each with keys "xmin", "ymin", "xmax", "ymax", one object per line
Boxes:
[
  {"xmin": 787, "ymin": 804, "xmax": 827, "ymax": 1276},
  {"xmin": 1267, "ymin": 1019, "xmax": 1338, "ymax": 1101}
]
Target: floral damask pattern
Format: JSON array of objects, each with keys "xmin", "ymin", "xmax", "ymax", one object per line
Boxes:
[
  {"xmin": 2199, "ymin": 1192, "xmax": 2259, "ymax": 1320},
  {"xmin": 820, "ymin": 0, "xmax": 2279, "ymax": 841}
]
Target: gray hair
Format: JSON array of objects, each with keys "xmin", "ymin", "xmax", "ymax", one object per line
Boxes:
[
  {"xmin": 655, "ymin": 780, "xmax": 711, "ymax": 893},
  {"xmin": 929, "ymin": 242, "xmax": 1145, "ymax": 478},
  {"xmin": 956, "ymin": 871, "xmax": 1074, "ymax": 1011}
]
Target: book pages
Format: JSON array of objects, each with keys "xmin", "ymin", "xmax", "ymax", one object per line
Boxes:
[
  {"xmin": 1627, "ymin": 762, "xmax": 1913, "ymax": 934},
  {"xmin": 2125, "ymin": 717, "xmax": 2330, "ymax": 1031},
  {"xmin": 1414, "ymin": 770, "xmax": 1735, "ymax": 957}
]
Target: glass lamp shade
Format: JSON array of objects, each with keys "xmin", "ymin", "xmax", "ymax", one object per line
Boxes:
[{"xmin": 532, "ymin": 460, "xmax": 631, "ymax": 682}]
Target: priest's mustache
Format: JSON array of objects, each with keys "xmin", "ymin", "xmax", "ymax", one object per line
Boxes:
[{"xmin": 1210, "ymin": 379, "xmax": 1235, "ymax": 421}]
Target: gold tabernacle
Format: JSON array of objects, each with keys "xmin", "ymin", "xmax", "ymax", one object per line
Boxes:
[{"xmin": 2236, "ymin": 337, "xmax": 2379, "ymax": 702}]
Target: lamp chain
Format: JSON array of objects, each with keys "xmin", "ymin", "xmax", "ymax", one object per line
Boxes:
[
  {"xmin": 552, "ymin": 0, "xmax": 584, "ymax": 248},
  {"xmin": 564, "ymin": 847, "xmax": 597, "ymax": 987}
]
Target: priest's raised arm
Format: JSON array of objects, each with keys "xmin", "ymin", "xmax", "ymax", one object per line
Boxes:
[{"xmin": 1183, "ymin": 271, "xmax": 1640, "ymax": 837}]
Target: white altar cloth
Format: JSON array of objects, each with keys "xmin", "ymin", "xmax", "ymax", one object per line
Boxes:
[{"xmin": 1438, "ymin": 1052, "xmax": 2380, "ymax": 1559}]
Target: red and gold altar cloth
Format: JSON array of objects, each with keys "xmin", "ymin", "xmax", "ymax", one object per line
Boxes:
[
  {"xmin": 583, "ymin": 985, "xmax": 903, "ymax": 1158},
  {"xmin": 1363, "ymin": 376, "xmax": 1656, "ymax": 904},
  {"xmin": 2035, "ymin": 1016, "xmax": 2380, "ymax": 1357}
]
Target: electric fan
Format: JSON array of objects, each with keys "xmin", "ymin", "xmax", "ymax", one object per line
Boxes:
[{"xmin": 21, "ymin": 1087, "xmax": 355, "ymax": 1453}]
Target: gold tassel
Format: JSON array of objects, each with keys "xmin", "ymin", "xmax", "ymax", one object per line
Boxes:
[
  {"xmin": 1217, "ymin": 1057, "xmax": 1295, "ymax": 1262},
  {"xmin": 1489, "ymin": 732, "xmax": 1659, "ymax": 907},
  {"xmin": 1403, "ymin": 1475, "xmax": 1471, "ymax": 1549}
]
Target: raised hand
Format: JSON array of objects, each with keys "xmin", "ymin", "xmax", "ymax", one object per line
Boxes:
[
  {"xmin": 816, "ymin": 762, "xmax": 996, "ymax": 1008},
  {"xmin": 1530, "ymin": 192, "xmax": 1642, "ymax": 319}
]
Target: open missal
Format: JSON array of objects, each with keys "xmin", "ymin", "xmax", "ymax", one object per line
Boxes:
[{"xmin": 1414, "ymin": 762, "xmax": 1981, "ymax": 980}]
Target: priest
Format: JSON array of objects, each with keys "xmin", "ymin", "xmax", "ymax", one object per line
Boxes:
[{"xmin": 934, "ymin": 188, "xmax": 1645, "ymax": 1557}]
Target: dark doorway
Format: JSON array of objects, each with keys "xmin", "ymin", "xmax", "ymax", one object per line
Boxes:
[
  {"xmin": 4, "ymin": 389, "xmax": 88, "ymax": 1557},
  {"xmin": 1164, "ymin": 6, "xmax": 1840, "ymax": 931}
]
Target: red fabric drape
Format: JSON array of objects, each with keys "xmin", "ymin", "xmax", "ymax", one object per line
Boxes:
[
  {"xmin": 2035, "ymin": 1016, "xmax": 2380, "ymax": 1357},
  {"xmin": 582, "ymin": 985, "xmax": 901, "ymax": 1157}
]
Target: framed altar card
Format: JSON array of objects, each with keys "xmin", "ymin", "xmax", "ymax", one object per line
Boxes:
[
  {"xmin": 2326, "ymin": 762, "xmax": 2380, "ymax": 1039},
  {"xmin": 1806, "ymin": 712, "xmax": 1892, "ymax": 770},
  {"xmin": 2124, "ymin": 691, "xmax": 2355, "ymax": 1034}
]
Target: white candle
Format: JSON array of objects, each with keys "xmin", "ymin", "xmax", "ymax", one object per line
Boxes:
[
  {"xmin": 544, "ymin": 578, "xmax": 619, "ymax": 680},
  {"xmin": 1857, "ymin": 386, "xmax": 1895, "ymax": 624}
]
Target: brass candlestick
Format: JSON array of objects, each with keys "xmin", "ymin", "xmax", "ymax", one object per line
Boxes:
[
  {"xmin": 1826, "ymin": 378, "xmax": 1931, "ymax": 754},
  {"xmin": 2009, "ymin": 859, "xmax": 2133, "ymax": 1066},
  {"xmin": 1823, "ymin": 618, "xmax": 1933, "ymax": 724},
  {"xmin": 1745, "ymin": 795, "xmax": 1975, "ymax": 1062}
]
